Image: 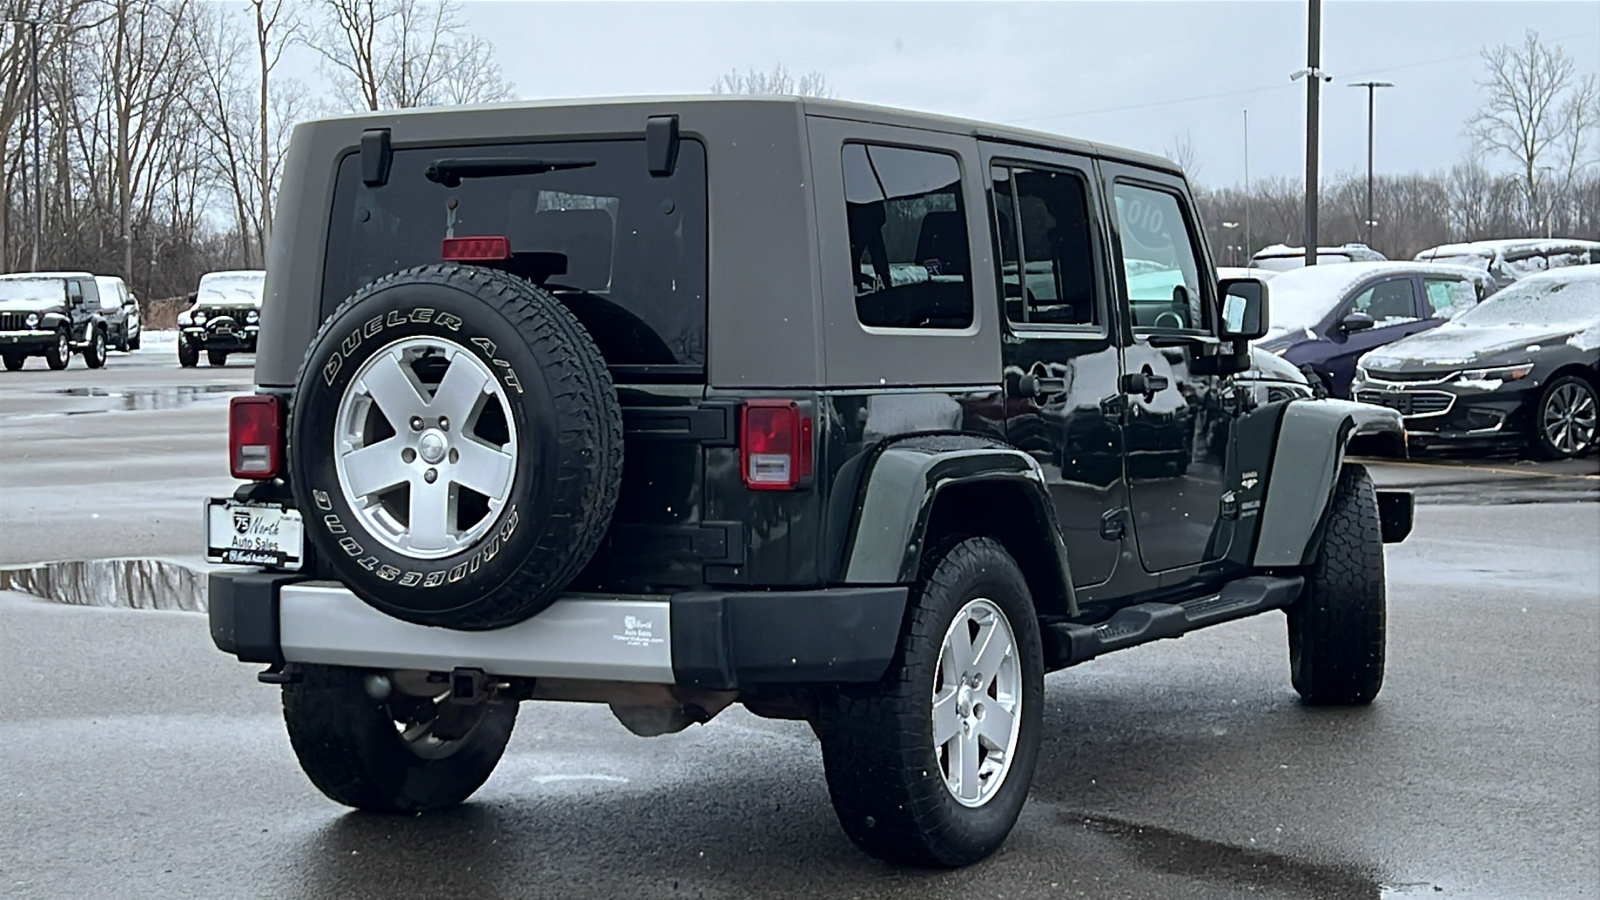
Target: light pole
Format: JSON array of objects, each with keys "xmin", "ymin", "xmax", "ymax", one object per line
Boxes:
[
  {"xmin": 3, "ymin": 18, "xmax": 65, "ymax": 271},
  {"xmin": 1291, "ymin": 0, "xmax": 1332, "ymax": 266},
  {"xmin": 1243, "ymin": 109, "xmax": 1252, "ymax": 262},
  {"xmin": 1350, "ymin": 81, "xmax": 1393, "ymax": 248}
]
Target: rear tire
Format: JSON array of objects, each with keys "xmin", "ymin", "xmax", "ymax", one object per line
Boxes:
[
  {"xmin": 84, "ymin": 327, "xmax": 108, "ymax": 369},
  {"xmin": 282, "ymin": 665, "xmax": 516, "ymax": 813},
  {"xmin": 178, "ymin": 341, "xmax": 198, "ymax": 367},
  {"xmin": 129, "ymin": 334, "xmax": 141, "ymax": 351},
  {"xmin": 2, "ymin": 353, "xmax": 22, "ymax": 371},
  {"xmin": 44, "ymin": 329, "xmax": 70, "ymax": 370},
  {"xmin": 816, "ymin": 536, "xmax": 1043, "ymax": 867},
  {"xmin": 207, "ymin": 349, "xmax": 229, "ymax": 367},
  {"xmin": 1288, "ymin": 464, "xmax": 1385, "ymax": 706}
]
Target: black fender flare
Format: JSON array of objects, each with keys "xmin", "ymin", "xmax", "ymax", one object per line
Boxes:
[
  {"xmin": 838, "ymin": 434, "xmax": 1077, "ymax": 616},
  {"xmin": 1253, "ymin": 399, "xmax": 1407, "ymax": 567},
  {"xmin": 39, "ymin": 311, "xmax": 70, "ymax": 332}
]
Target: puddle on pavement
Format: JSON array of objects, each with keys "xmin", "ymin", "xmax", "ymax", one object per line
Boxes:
[{"xmin": 49, "ymin": 383, "xmax": 241, "ymax": 411}]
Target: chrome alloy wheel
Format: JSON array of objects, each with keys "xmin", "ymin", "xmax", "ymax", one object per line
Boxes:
[
  {"xmin": 933, "ymin": 597, "xmax": 1023, "ymax": 808},
  {"xmin": 334, "ymin": 336, "xmax": 518, "ymax": 559},
  {"xmin": 56, "ymin": 331, "xmax": 68, "ymax": 360},
  {"xmin": 1543, "ymin": 381, "xmax": 1597, "ymax": 456}
]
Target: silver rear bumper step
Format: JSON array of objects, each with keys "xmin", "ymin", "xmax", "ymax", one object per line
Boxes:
[{"xmin": 278, "ymin": 583, "xmax": 676, "ymax": 683}]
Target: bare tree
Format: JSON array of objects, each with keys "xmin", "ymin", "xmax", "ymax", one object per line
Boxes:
[
  {"xmin": 711, "ymin": 64, "xmax": 832, "ymax": 98},
  {"xmin": 1163, "ymin": 130, "xmax": 1201, "ymax": 181},
  {"xmin": 1470, "ymin": 29, "xmax": 1599, "ymax": 234},
  {"xmin": 249, "ymin": 0, "xmax": 300, "ymax": 249},
  {"xmin": 312, "ymin": 0, "xmax": 514, "ymax": 112}
]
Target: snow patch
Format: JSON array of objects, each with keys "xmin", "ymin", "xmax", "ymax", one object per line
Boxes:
[{"xmin": 1569, "ymin": 324, "xmax": 1600, "ymax": 352}]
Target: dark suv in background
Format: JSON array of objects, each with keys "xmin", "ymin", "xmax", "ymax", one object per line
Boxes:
[
  {"xmin": 178, "ymin": 270, "xmax": 265, "ymax": 367},
  {"xmin": 205, "ymin": 97, "xmax": 1410, "ymax": 869},
  {"xmin": 0, "ymin": 271, "xmax": 113, "ymax": 370}
]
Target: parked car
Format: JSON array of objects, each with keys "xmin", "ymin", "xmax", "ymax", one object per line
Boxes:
[
  {"xmin": 177, "ymin": 270, "xmax": 265, "ymax": 366},
  {"xmin": 1248, "ymin": 242, "xmax": 1386, "ymax": 272},
  {"xmin": 0, "ymin": 271, "xmax": 112, "ymax": 370},
  {"xmin": 1252, "ymin": 261, "xmax": 1493, "ymax": 398},
  {"xmin": 1216, "ymin": 265, "xmax": 1280, "ymax": 282},
  {"xmin": 1355, "ymin": 265, "xmax": 1600, "ymax": 459},
  {"xmin": 94, "ymin": 275, "xmax": 141, "ymax": 351},
  {"xmin": 204, "ymin": 96, "xmax": 1411, "ymax": 869},
  {"xmin": 1413, "ymin": 238, "xmax": 1600, "ymax": 291}
]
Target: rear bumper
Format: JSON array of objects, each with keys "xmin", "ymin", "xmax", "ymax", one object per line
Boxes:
[{"xmin": 209, "ymin": 571, "xmax": 907, "ymax": 690}]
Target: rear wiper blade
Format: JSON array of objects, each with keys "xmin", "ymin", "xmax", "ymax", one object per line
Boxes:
[{"xmin": 424, "ymin": 157, "xmax": 595, "ymax": 187}]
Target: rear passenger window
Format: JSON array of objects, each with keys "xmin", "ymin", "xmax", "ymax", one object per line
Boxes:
[
  {"xmin": 991, "ymin": 165, "xmax": 1099, "ymax": 327},
  {"xmin": 1424, "ymin": 277, "xmax": 1476, "ymax": 319},
  {"xmin": 1111, "ymin": 183, "xmax": 1206, "ymax": 331},
  {"xmin": 842, "ymin": 143, "xmax": 973, "ymax": 330}
]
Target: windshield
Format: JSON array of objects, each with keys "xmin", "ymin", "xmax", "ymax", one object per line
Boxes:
[
  {"xmin": 1256, "ymin": 265, "xmax": 1379, "ymax": 333},
  {"xmin": 1451, "ymin": 274, "xmax": 1600, "ymax": 328},
  {"xmin": 196, "ymin": 272, "xmax": 265, "ymax": 304},
  {"xmin": 0, "ymin": 279, "xmax": 64, "ymax": 303}
]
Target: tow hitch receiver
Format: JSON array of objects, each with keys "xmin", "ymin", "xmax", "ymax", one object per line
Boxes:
[{"xmin": 450, "ymin": 668, "xmax": 490, "ymax": 705}]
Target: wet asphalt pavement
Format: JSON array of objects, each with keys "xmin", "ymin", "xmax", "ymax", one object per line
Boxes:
[{"xmin": 2, "ymin": 344, "xmax": 1598, "ymax": 899}]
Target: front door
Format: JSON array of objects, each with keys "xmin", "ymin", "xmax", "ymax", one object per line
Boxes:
[
  {"xmin": 1320, "ymin": 274, "xmax": 1432, "ymax": 396},
  {"xmin": 1102, "ymin": 166, "xmax": 1234, "ymax": 574},
  {"xmin": 986, "ymin": 146, "xmax": 1126, "ymax": 589}
]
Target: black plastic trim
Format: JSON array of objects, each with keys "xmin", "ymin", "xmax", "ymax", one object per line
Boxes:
[
  {"xmin": 360, "ymin": 128, "xmax": 392, "ymax": 186},
  {"xmin": 1375, "ymin": 490, "xmax": 1414, "ymax": 543},
  {"xmin": 621, "ymin": 403, "xmax": 733, "ymax": 443},
  {"xmin": 208, "ymin": 569, "xmax": 309, "ymax": 664}
]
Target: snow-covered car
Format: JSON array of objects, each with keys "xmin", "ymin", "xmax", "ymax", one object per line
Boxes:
[
  {"xmin": 94, "ymin": 275, "xmax": 140, "ymax": 351},
  {"xmin": 1413, "ymin": 238, "xmax": 1600, "ymax": 292},
  {"xmin": 177, "ymin": 270, "xmax": 265, "ymax": 367},
  {"xmin": 1355, "ymin": 265, "xmax": 1600, "ymax": 459},
  {"xmin": 1248, "ymin": 242, "xmax": 1386, "ymax": 272},
  {"xmin": 1251, "ymin": 261, "xmax": 1493, "ymax": 398},
  {"xmin": 0, "ymin": 271, "xmax": 113, "ymax": 370},
  {"xmin": 1216, "ymin": 266, "xmax": 1280, "ymax": 282}
]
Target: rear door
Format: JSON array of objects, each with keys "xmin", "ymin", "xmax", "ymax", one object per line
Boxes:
[{"xmin": 983, "ymin": 143, "xmax": 1126, "ymax": 588}]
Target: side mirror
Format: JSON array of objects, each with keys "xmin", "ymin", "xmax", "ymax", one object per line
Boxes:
[
  {"xmin": 1340, "ymin": 311, "xmax": 1376, "ymax": 333},
  {"xmin": 1218, "ymin": 277, "xmax": 1268, "ymax": 340}
]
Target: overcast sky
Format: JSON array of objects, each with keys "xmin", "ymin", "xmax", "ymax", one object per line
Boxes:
[{"xmin": 457, "ymin": 0, "xmax": 1600, "ymax": 187}]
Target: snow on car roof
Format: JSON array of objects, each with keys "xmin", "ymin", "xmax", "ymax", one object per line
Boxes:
[
  {"xmin": 1414, "ymin": 238, "xmax": 1600, "ymax": 261},
  {"xmin": 1262, "ymin": 261, "xmax": 1485, "ymax": 335}
]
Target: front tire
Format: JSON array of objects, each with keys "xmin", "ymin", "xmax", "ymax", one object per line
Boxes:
[
  {"xmin": 2, "ymin": 353, "xmax": 22, "ymax": 371},
  {"xmin": 44, "ymin": 329, "xmax": 70, "ymax": 370},
  {"xmin": 177, "ymin": 340, "xmax": 198, "ymax": 368},
  {"xmin": 208, "ymin": 349, "xmax": 229, "ymax": 367},
  {"xmin": 817, "ymin": 536, "xmax": 1043, "ymax": 867},
  {"xmin": 1288, "ymin": 464, "xmax": 1385, "ymax": 706},
  {"xmin": 282, "ymin": 665, "xmax": 517, "ymax": 813},
  {"xmin": 1531, "ymin": 374, "xmax": 1598, "ymax": 459}
]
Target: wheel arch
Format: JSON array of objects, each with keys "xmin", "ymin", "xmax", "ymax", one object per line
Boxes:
[
  {"xmin": 1253, "ymin": 399, "xmax": 1404, "ymax": 568},
  {"xmin": 838, "ymin": 435, "xmax": 1076, "ymax": 618}
]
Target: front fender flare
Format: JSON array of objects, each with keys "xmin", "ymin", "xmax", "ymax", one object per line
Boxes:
[
  {"xmin": 1253, "ymin": 399, "xmax": 1405, "ymax": 567},
  {"xmin": 839, "ymin": 435, "xmax": 1076, "ymax": 614}
]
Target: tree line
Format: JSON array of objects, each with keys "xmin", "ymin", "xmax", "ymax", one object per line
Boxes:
[{"xmin": 0, "ymin": 0, "xmax": 512, "ymax": 303}]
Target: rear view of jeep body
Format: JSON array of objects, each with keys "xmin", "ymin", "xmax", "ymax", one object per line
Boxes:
[{"xmin": 209, "ymin": 97, "xmax": 1410, "ymax": 869}]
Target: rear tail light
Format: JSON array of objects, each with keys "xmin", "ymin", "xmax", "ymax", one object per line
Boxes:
[
  {"xmin": 441, "ymin": 236, "xmax": 511, "ymax": 261},
  {"xmin": 740, "ymin": 400, "xmax": 813, "ymax": 491},
  {"xmin": 230, "ymin": 395, "xmax": 282, "ymax": 479}
]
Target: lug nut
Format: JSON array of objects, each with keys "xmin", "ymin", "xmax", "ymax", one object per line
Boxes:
[
  {"xmin": 448, "ymin": 448, "xmax": 459, "ymax": 463},
  {"xmin": 424, "ymin": 468, "xmax": 438, "ymax": 484},
  {"xmin": 409, "ymin": 416, "xmax": 423, "ymax": 432},
  {"xmin": 402, "ymin": 448, "xmax": 416, "ymax": 463},
  {"xmin": 438, "ymin": 416, "xmax": 450, "ymax": 432}
]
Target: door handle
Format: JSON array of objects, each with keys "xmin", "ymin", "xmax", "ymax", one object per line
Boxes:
[
  {"xmin": 1120, "ymin": 366, "xmax": 1169, "ymax": 402},
  {"xmin": 1018, "ymin": 374, "xmax": 1067, "ymax": 398}
]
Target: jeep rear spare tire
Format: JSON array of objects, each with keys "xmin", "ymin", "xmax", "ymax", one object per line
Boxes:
[{"xmin": 290, "ymin": 264, "xmax": 623, "ymax": 630}]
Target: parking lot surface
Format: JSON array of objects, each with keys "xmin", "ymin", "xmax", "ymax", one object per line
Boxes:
[{"xmin": 1, "ymin": 349, "xmax": 1597, "ymax": 900}]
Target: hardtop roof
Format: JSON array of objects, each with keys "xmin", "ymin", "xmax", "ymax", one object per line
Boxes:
[
  {"xmin": 0, "ymin": 270, "xmax": 94, "ymax": 280},
  {"xmin": 301, "ymin": 94, "xmax": 1181, "ymax": 175}
]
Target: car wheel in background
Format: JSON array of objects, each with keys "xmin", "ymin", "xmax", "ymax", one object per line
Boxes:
[
  {"xmin": 84, "ymin": 327, "xmax": 108, "ymax": 369},
  {"xmin": 1531, "ymin": 375, "xmax": 1598, "ymax": 460},
  {"xmin": 44, "ymin": 329, "xmax": 70, "ymax": 370},
  {"xmin": 178, "ymin": 340, "xmax": 199, "ymax": 367},
  {"xmin": 129, "ymin": 334, "xmax": 141, "ymax": 351},
  {"xmin": 208, "ymin": 349, "xmax": 229, "ymax": 367},
  {"xmin": 2, "ymin": 353, "xmax": 23, "ymax": 371}
]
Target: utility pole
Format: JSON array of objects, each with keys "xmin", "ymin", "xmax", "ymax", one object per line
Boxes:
[
  {"xmin": 1291, "ymin": 0, "xmax": 1330, "ymax": 266},
  {"xmin": 1243, "ymin": 109, "xmax": 1251, "ymax": 264},
  {"xmin": 1351, "ymin": 81, "xmax": 1394, "ymax": 247}
]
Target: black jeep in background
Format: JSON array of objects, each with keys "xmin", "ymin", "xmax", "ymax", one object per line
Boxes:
[
  {"xmin": 205, "ymin": 97, "xmax": 1411, "ymax": 868},
  {"xmin": 177, "ymin": 270, "xmax": 266, "ymax": 367},
  {"xmin": 0, "ymin": 271, "xmax": 113, "ymax": 370}
]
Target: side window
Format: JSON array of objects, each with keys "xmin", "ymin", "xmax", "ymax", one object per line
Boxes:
[
  {"xmin": 1423, "ymin": 277, "xmax": 1475, "ymax": 319},
  {"xmin": 66, "ymin": 281, "xmax": 82, "ymax": 305},
  {"xmin": 991, "ymin": 165, "xmax": 1099, "ymax": 327},
  {"xmin": 1111, "ymin": 183, "xmax": 1205, "ymax": 331},
  {"xmin": 101, "ymin": 283, "xmax": 121, "ymax": 311},
  {"xmin": 1347, "ymin": 277, "xmax": 1420, "ymax": 325},
  {"xmin": 843, "ymin": 143, "xmax": 973, "ymax": 330}
]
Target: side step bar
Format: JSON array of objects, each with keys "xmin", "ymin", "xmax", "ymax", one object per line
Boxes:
[{"xmin": 1042, "ymin": 575, "xmax": 1304, "ymax": 669}]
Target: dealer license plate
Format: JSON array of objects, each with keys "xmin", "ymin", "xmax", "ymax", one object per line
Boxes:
[{"xmin": 206, "ymin": 499, "xmax": 304, "ymax": 570}]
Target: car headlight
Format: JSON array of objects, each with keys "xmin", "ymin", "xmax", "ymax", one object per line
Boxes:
[
  {"xmin": 1355, "ymin": 365, "xmax": 1369, "ymax": 382},
  {"xmin": 246, "ymin": 310, "xmax": 259, "ymax": 324},
  {"xmin": 1458, "ymin": 363, "xmax": 1534, "ymax": 384},
  {"xmin": 177, "ymin": 310, "xmax": 191, "ymax": 325},
  {"xmin": 24, "ymin": 313, "xmax": 39, "ymax": 328},
  {"xmin": 193, "ymin": 311, "xmax": 206, "ymax": 324}
]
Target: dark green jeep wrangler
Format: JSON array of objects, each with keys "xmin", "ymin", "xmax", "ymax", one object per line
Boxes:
[{"xmin": 206, "ymin": 97, "xmax": 1411, "ymax": 868}]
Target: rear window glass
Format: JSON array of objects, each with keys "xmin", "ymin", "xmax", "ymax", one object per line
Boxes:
[{"xmin": 324, "ymin": 139, "xmax": 707, "ymax": 369}]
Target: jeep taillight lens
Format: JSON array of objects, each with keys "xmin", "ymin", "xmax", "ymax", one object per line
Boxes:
[
  {"xmin": 741, "ymin": 400, "xmax": 812, "ymax": 491},
  {"xmin": 230, "ymin": 395, "xmax": 281, "ymax": 479}
]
